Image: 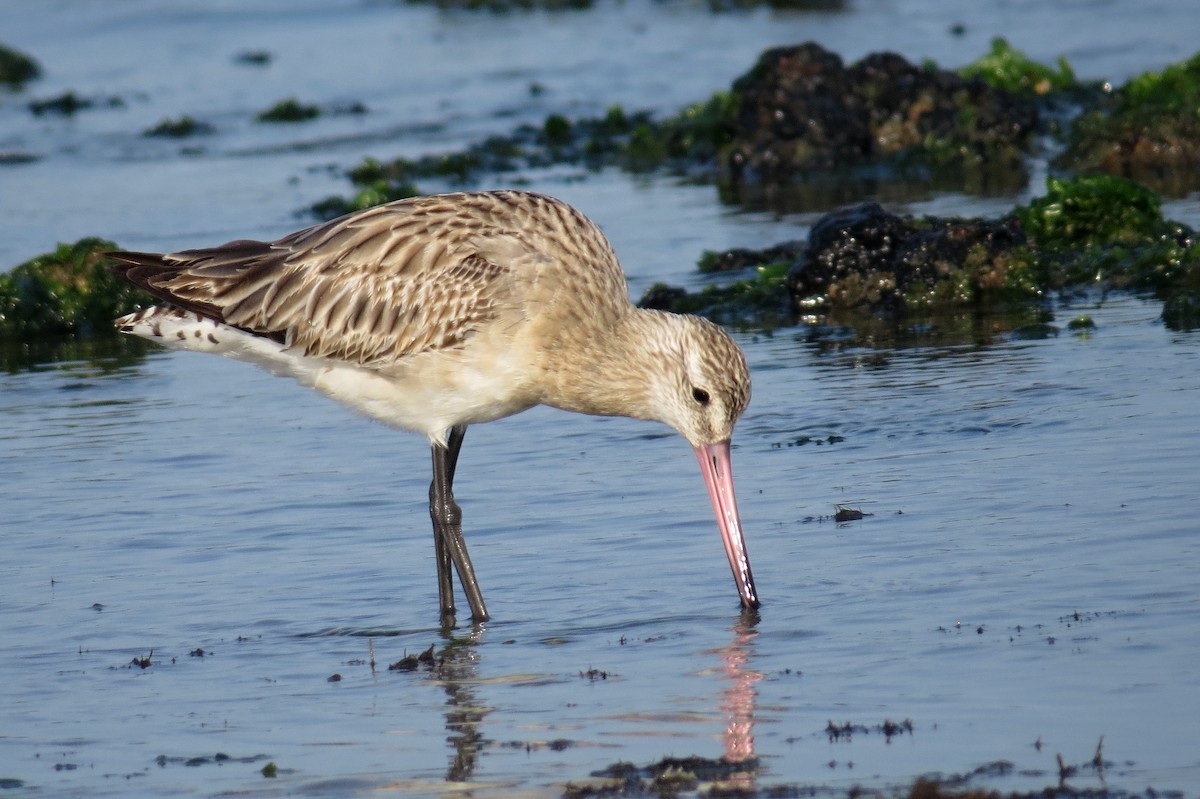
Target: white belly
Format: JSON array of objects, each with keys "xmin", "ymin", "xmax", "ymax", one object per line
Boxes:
[{"xmin": 118, "ymin": 306, "xmax": 537, "ymax": 445}]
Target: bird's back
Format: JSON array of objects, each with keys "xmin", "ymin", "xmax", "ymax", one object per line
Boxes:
[{"xmin": 109, "ymin": 190, "xmax": 633, "ymax": 370}]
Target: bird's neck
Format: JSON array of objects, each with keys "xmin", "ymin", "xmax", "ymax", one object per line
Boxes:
[{"xmin": 540, "ymin": 308, "xmax": 674, "ymax": 423}]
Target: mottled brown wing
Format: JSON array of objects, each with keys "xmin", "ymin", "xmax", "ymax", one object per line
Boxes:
[{"xmin": 107, "ymin": 197, "xmax": 521, "ymax": 366}]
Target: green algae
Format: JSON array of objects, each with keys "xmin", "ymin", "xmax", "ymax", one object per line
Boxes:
[
  {"xmin": 958, "ymin": 37, "xmax": 1077, "ymax": 97},
  {"xmin": 0, "ymin": 238, "xmax": 152, "ymax": 340},
  {"xmin": 1016, "ymin": 175, "xmax": 1166, "ymax": 251},
  {"xmin": 1120, "ymin": 51, "xmax": 1200, "ymax": 116},
  {"xmin": 13, "ymin": 136, "xmax": 1198, "ymax": 354},
  {"xmin": 307, "ymin": 94, "xmax": 739, "ymax": 218},
  {"xmin": 900, "ymin": 241, "xmax": 1042, "ymax": 311},
  {"xmin": 255, "ymin": 97, "xmax": 321, "ymax": 123},
  {"xmin": 304, "ymin": 42, "xmax": 1200, "ymax": 221},
  {"xmin": 0, "ymin": 42, "xmax": 40, "ymax": 86},
  {"xmin": 1067, "ymin": 314, "xmax": 1096, "ymax": 330},
  {"xmin": 143, "ymin": 115, "xmax": 216, "ymax": 138},
  {"xmin": 648, "ymin": 175, "xmax": 1198, "ymax": 332},
  {"xmin": 309, "ymin": 38, "xmax": 1065, "ymax": 217},
  {"xmin": 1057, "ymin": 51, "xmax": 1200, "ymax": 195},
  {"xmin": 1016, "ymin": 175, "xmax": 1200, "ymax": 293},
  {"xmin": 641, "ymin": 262, "xmax": 793, "ymax": 328},
  {"xmin": 646, "ymin": 91, "xmax": 739, "ymax": 166},
  {"xmin": 7, "ymin": 40, "xmax": 1189, "ymax": 354}
]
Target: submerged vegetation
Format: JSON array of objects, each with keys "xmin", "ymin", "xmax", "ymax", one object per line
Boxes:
[{"xmin": 562, "ymin": 746, "xmax": 1119, "ymax": 799}]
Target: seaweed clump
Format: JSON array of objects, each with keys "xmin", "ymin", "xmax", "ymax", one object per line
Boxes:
[
  {"xmin": 0, "ymin": 238, "xmax": 152, "ymax": 339},
  {"xmin": 256, "ymin": 97, "xmax": 321, "ymax": 123},
  {"xmin": 642, "ymin": 204, "xmax": 1039, "ymax": 327},
  {"xmin": 1056, "ymin": 52, "xmax": 1200, "ymax": 196},
  {"xmin": 643, "ymin": 175, "xmax": 1200, "ymax": 332},
  {"xmin": 793, "ymin": 203, "xmax": 1040, "ymax": 314},
  {"xmin": 0, "ymin": 42, "xmax": 41, "ymax": 86},
  {"xmin": 564, "ymin": 754, "xmax": 757, "ymax": 799},
  {"xmin": 724, "ymin": 42, "xmax": 1040, "ymax": 197},
  {"xmin": 957, "ymin": 37, "xmax": 1077, "ymax": 97},
  {"xmin": 308, "ymin": 98, "xmax": 737, "ymax": 219},
  {"xmin": 1015, "ymin": 174, "xmax": 1199, "ymax": 296},
  {"xmin": 143, "ymin": 115, "xmax": 216, "ymax": 138},
  {"xmin": 28, "ymin": 91, "xmax": 124, "ymax": 116},
  {"xmin": 311, "ymin": 41, "xmax": 1079, "ymax": 218}
]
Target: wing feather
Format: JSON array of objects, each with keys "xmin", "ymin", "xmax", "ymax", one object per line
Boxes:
[{"xmin": 106, "ymin": 194, "xmax": 527, "ymax": 366}]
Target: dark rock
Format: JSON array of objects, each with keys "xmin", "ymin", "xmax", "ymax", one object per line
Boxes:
[
  {"xmin": 1162, "ymin": 291, "xmax": 1200, "ymax": 331},
  {"xmin": 638, "ymin": 283, "xmax": 689, "ymax": 311},
  {"xmin": 700, "ymin": 241, "xmax": 804, "ymax": 273},
  {"xmin": 788, "ymin": 202, "xmax": 1038, "ymax": 314},
  {"xmin": 725, "ymin": 42, "xmax": 1038, "ymax": 191},
  {"xmin": 1056, "ymin": 52, "xmax": 1200, "ymax": 196}
]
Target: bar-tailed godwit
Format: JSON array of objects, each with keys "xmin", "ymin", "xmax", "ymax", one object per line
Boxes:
[{"xmin": 108, "ymin": 190, "xmax": 758, "ymax": 624}]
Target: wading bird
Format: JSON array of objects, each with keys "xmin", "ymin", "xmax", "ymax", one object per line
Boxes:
[{"xmin": 108, "ymin": 190, "xmax": 758, "ymax": 624}]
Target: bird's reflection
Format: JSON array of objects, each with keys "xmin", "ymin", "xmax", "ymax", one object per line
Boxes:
[
  {"xmin": 433, "ymin": 624, "xmax": 489, "ymax": 783},
  {"xmin": 415, "ymin": 612, "xmax": 763, "ymax": 791},
  {"xmin": 711, "ymin": 609, "xmax": 763, "ymax": 788}
]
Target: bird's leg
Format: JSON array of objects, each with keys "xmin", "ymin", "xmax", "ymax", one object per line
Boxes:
[
  {"xmin": 430, "ymin": 475, "xmax": 456, "ymax": 625},
  {"xmin": 430, "ymin": 429, "xmax": 461, "ymax": 623},
  {"xmin": 429, "ymin": 425, "xmax": 489, "ymax": 624}
]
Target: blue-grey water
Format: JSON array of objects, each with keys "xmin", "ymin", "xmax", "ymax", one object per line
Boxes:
[{"xmin": 2, "ymin": 1, "xmax": 1200, "ymax": 796}]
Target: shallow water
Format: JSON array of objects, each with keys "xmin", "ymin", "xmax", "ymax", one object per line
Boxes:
[{"xmin": 3, "ymin": 1, "xmax": 1200, "ymax": 796}]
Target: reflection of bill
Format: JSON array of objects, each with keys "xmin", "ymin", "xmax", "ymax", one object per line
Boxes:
[{"xmin": 718, "ymin": 611, "xmax": 764, "ymax": 787}]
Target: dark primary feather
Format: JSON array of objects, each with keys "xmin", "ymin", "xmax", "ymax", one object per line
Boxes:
[{"xmin": 106, "ymin": 249, "xmax": 233, "ymax": 323}]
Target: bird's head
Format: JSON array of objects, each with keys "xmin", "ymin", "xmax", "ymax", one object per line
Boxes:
[
  {"xmin": 643, "ymin": 312, "xmax": 759, "ymax": 610},
  {"xmin": 647, "ymin": 313, "xmax": 751, "ymax": 448}
]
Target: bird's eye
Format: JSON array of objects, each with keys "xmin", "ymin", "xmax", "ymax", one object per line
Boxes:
[{"xmin": 692, "ymin": 387, "xmax": 711, "ymax": 405}]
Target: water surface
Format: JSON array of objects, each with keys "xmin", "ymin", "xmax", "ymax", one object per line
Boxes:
[{"xmin": 2, "ymin": 1, "xmax": 1200, "ymax": 796}]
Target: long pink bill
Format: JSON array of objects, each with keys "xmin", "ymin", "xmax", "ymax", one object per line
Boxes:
[{"xmin": 694, "ymin": 441, "xmax": 760, "ymax": 610}]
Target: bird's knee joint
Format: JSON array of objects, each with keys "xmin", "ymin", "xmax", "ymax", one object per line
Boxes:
[{"xmin": 429, "ymin": 496, "xmax": 462, "ymax": 528}]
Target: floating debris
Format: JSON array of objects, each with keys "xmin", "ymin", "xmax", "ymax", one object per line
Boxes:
[{"xmin": 387, "ymin": 643, "xmax": 439, "ymax": 672}]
